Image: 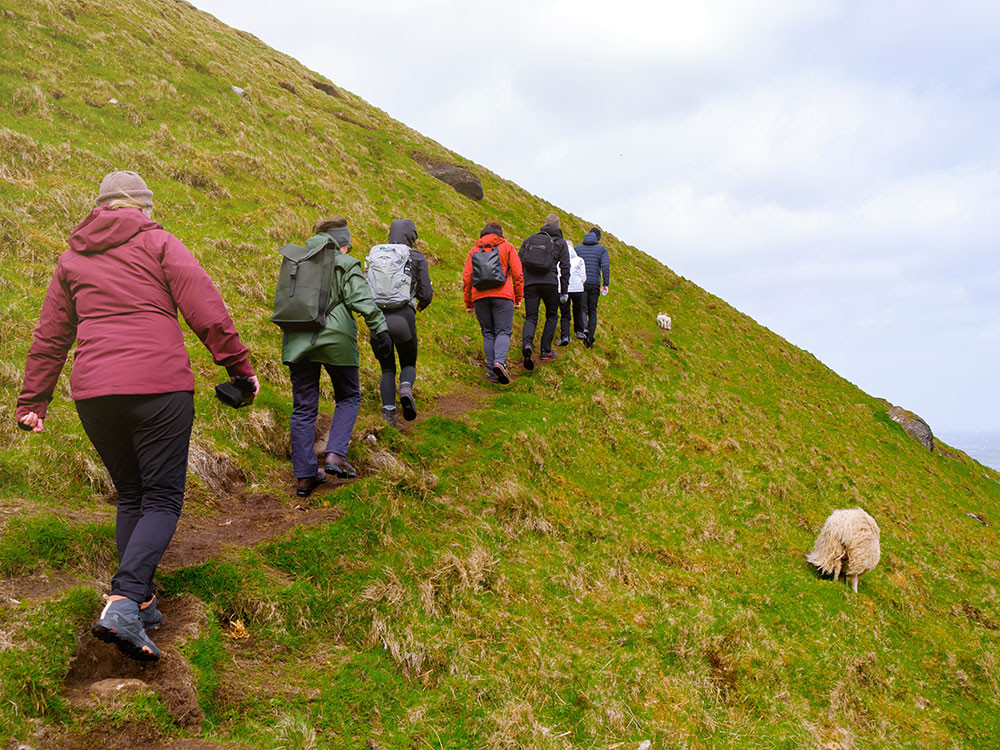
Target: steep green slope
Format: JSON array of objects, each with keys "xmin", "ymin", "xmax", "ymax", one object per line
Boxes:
[{"xmin": 1, "ymin": 1, "xmax": 998, "ymax": 748}]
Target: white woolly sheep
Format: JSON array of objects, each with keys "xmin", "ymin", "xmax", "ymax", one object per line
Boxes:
[
  {"xmin": 806, "ymin": 508, "xmax": 881, "ymax": 592},
  {"xmin": 656, "ymin": 313, "xmax": 672, "ymax": 330}
]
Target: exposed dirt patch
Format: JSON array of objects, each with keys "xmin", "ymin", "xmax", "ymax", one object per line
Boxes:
[
  {"xmin": 0, "ymin": 571, "xmax": 98, "ymax": 605},
  {"xmin": 402, "ymin": 386, "xmax": 490, "ymax": 428},
  {"xmin": 160, "ymin": 493, "xmax": 344, "ymax": 572},
  {"xmin": 63, "ymin": 594, "xmax": 208, "ymax": 727}
]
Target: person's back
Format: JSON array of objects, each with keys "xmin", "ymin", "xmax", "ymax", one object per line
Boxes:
[
  {"xmin": 281, "ymin": 217, "xmax": 391, "ymax": 494},
  {"xmin": 574, "ymin": 227, "xmax": 610, "ymax": 348},
  {"xmin": 18, "ymin": 171, "xmax": 257, "ymax": 664},
  {"xmin": 518, "ymin": 213, "xmax": 570, "ymax": 367},
  {"xmin": 21, "ymin": 205, "xmax": 250, "ymax": 409},
  {"xmin": 463, "ymin": 221, "xmax": 523, "ymax": 384},
  {"xmin": 371, "ymin": 218, "xmax": 433, "ymax": 426},
  {"xmin": 557, "ymin": 241, "xmax": 587, "ymax": 344}
]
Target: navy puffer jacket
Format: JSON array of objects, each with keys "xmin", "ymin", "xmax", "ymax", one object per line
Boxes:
[{"xmin": 575, "ymin": 230, "xmax": 610, "ymax": 287}]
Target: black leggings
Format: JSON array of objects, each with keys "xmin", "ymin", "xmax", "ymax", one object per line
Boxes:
[
  {"xmin": 76, "ymin": 392, "xmax": 194, "ymax": 603},
  {"xmin": 374, "ymin": 306, "xmax": 418, "ymax": 407}
]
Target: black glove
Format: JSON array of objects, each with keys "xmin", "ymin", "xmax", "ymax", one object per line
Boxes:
[
  {"xmin": 559, "ymin": 294, "xmax": 569, "ymax": 304},
  {"xmin": 371, "ymin": 330, "xmax": 393, "ymax": 361}
]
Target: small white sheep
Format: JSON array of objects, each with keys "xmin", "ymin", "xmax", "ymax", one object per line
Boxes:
[
  {"xmin": 656, "ymin": 313, "xmax": 672, "ymax": 330},
  {"xmin": 807, "ymin": 508, "xmax": 881, "ymax": 592}
]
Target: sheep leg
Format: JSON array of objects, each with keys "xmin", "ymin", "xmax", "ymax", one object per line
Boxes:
[
  {"xmin": 832, "ymin": 559, "xmax": 841, "ymax": 583},
  {"xmin": 851, "ymin": 575, "xmax": 858, "ymax": 593}
]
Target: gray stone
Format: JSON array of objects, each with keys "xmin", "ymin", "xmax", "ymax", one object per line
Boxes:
[
  {"xmin": 412, "ymin": 153, "xmax": 483, "ymax": 200},
  {"xmin": 888, "ymin": 405, "xmax": 934, "ymax": 451},
  {"xmin": 231, "ymin": 85, "xmax": 248, "ymax": 99}
]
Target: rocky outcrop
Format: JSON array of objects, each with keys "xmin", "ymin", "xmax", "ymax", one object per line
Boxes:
[
  {"xmin": 411, "ymin": 152, "xmax": 483, "ymax": 201},
  {"xmin": 888, "ymin": 405, "xmax": 934, "ymax": 451}
]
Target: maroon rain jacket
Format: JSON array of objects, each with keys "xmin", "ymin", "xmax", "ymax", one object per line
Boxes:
[{"xmin": 17, "ymin": 206, "xmax": 254, "ymax": 420}]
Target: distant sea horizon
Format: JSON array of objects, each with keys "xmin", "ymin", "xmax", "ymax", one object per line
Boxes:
[{"xmin": 936, "ymin": 430, "xmax": 1000, "ymax": 472}]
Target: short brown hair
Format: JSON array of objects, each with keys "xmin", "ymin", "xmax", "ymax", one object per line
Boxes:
[{"xmin": 313, "ymin": 216, "xmax": 347, "ymax": 234}]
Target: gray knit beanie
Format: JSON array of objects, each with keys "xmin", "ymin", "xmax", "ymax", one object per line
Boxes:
[
  {"xmin": 96, "ymin": 171, "xmax": 153, "ymax": 208},
  {"xmin": 314, "ymin": 216, "xmax": 351, "ymax": 248},
  {"xmin": 544, "ymin": 213, "xmax": 560, "ymax": 229}
]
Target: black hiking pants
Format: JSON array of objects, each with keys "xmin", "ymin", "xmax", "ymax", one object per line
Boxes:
[
  {"xmin": 373, "ymin": 305, "xmax": 418, "ymax": 407},
  {"xmin": 521, "ymin": 283, "xmax": 559, "ymax": 354},
  {"xmin": 583, "ymin": 284, "xmax": 601, "ymax": 346},
  {"xmin": 75, "ymin": 392, "xmax": 194, "ymax": 603},
  {"xmin": 560, "ymin": 291, "xmax": 585, "ymax": 340}
]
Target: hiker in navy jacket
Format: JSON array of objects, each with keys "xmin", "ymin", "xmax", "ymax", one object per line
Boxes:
[
  {"xmin": 518, "ymin": 213, "xmax": 570, "ymax": 370},
  {"xmin": 574, "ymin": 226, "xmax": 610, "ymax": 348}
]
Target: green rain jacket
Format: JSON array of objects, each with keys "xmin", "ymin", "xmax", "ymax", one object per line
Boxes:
[{"xmin": 281, "ymin": 232, "xmax": 388, "ymax": 366}]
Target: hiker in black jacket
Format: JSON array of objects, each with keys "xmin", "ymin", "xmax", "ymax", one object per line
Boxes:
[
  {"xmin": 372, "ymin": 219, "xmax": 433, "ymax": 426},
  {"xmin": 575, "ymin": 226, "xmax": 610, "ymax": 349},
  {"xmin": 518, "ymin": 213, "xmax": 570, "ymax": 370}
]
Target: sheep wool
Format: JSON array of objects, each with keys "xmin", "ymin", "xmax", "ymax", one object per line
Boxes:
[{"xmin": 807, "ymin": 508, "xmax": 881, "ymax": 592}]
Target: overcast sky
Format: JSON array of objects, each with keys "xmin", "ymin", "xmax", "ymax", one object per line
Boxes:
[{"xmin": 195, "ymin": 0, "xmax": 1000, "ymax": 433}]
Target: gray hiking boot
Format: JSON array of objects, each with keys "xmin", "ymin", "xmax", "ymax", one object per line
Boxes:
[
  {"xmin": 139, "ymin": 595, "xmax": 163, "ymax": 632},
  {"xmin": 92, "ymin": 596, "xmax": 161, "ymax": 662},
  {"xmin": 382, "ymin": 405, "xmax": 398, "ymax": 428},
  {"xmin": 399, "ymin": 382, "xmax": 417, "ymax": 421}
]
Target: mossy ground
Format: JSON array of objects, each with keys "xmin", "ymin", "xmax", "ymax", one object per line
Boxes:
[{"xmin": 1, "ymin": 1, "xmax": 999, "ymax": 747}]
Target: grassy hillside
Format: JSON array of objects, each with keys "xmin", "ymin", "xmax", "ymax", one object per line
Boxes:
[{"xmin": 2, "ymin": 1, "xmax": 999, "ymax": 748}]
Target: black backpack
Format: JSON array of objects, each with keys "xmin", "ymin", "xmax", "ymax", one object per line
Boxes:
[
  {"xmin": 470, "ymin": 242, "xmax": 508, "ymax": 290},
  {"xmin": 520, "ymin": 232, "xmax": 555, "ymax": 274}
]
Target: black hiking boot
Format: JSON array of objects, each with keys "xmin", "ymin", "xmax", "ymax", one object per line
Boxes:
[
  {"xmin": 522, "ymin": 345, "xmax": 534, "ymax": 371},
  {"xmin": 558, "ymin": 337, "xmax": 570, "ymax": 346},
  {"xmin": 399, "ymin": 382, "xmax": 417, "ymax": 421},
  {"xmin": 92, "ymin": 597, "xmax": 161, "ymax": 662},
  {"xmin": 381, "ymin": 405, "xmax": 398, "ymax": 428},
  {"xmin": 324, "ymin": 453, "xmax": 357, "ymax": 479}
]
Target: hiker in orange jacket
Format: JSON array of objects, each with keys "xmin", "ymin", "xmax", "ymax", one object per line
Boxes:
[{"xmin": 462, "ymin": 221, "xmax": 523, "ymax": 384}]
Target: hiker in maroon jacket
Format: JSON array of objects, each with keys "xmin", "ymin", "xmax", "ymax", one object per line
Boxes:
[{"xmin": 16, "ymin": 171, "xmax": 258, "ymax": 662}]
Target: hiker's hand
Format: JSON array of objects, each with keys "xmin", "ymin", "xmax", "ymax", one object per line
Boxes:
[
  {"xmin": 515, "ymin": 301, "xmax": 522, "ymax": 309},
  {"xmin": 465, "ymin": 307, "xmax": 474, "ymax": 314},
  {"xmin": 240, "ymin": 375, "xmax": 261, "ymax": 397},
  {"xmin": 601, "ymin": 286, "xmax": 609, "ymax": 296},
  {"xmin": 559, "ymin": 294, "xmax": 568, "ymax": 304},
  {"xmin": 372, "ymin": 330, "xmax": 393, "ymax": 361},
  {"xmin": 18, "ymin": 412, "xmax": 44, "ymax": 433}
]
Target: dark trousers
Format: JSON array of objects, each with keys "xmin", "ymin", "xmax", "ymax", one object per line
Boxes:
[
  {"xmin": 583, "ymin": 284, "xmax": 601, "ymax": 345},
  {"xmin": 474, "ymin": 297, "xmax": 514, "ymax": 368},
  {"xmin": 559, "ymin": 291, "xmax": 585, "ymax": 339},
  {"xmin": 374, "ymin": 306, "xmax": 418, "ymax": 407},
  {"xmin": 76, "ymin": 392, "xmax": 194, "ymax": 603},
  {"xmin": 521, "ymin": 283, "xmax": 559, "ymax": 353},
  {"xmin": 288, "ymin": 360, "xmax": 360, "ymax": 478}
]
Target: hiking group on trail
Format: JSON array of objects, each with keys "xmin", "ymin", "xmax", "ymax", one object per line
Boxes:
[{"xmin": 14, "ymin": 171, "xmax": 611, "ymax": 663}]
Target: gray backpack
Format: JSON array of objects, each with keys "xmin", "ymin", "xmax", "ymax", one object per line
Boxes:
[{"xmin": 365, "ymin": 244, "xmax": 412, "ymax": 310}]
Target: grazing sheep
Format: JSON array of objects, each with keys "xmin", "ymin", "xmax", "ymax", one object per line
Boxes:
[
  {"xmin": 656, "ymin": 313, "xmax": 672, "ymax": 330},
  {"xmin": 807, "ymin": 508, "xmax": 881, "ymax": 592}
]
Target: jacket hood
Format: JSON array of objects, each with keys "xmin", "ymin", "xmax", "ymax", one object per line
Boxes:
[
  {"xmin": 68, "ymin": 206, "xmax": 159, "ymax": 254},
  {"xmin": 387, "ymin": 219, "xmax": 418, "ymax": 247},
  {"xmin": 475, "ymin": 233, "xmax": 505, "ymax": 248},
  {"xmin": 580, "ymin": 230, "xmax": 600, "ymax": 245},
  {"xmin": 540, "ymin": 223, "xmax": 563, "ymax": 239}
]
